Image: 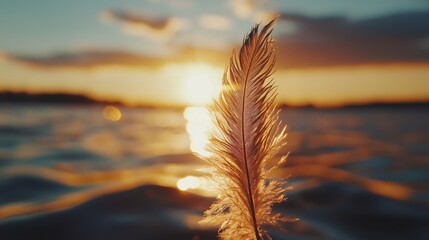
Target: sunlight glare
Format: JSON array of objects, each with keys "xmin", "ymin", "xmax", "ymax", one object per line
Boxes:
[
  {"xmin": 184, "ymin": 106, "xmax": 211, "ymax": 157},
  {"xmin": 182, "ymin": 63, "xmax": 222, "ymax": 106},
  {"xmin": 177, "ymin": 176, "xmax": 201, "ymax": 191}
]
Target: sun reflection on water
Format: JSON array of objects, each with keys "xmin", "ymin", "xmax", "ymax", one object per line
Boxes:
[
  {"xmin": 176, "ymin": 175, "xmax": 217, "ymax": 196},
  {"xmin": 177, "ymin": 176, "xmax": 201, "ymax": 191},
  {"xmin": 183, "ymin": 106, "xmax": 212, "ymax": 157}
]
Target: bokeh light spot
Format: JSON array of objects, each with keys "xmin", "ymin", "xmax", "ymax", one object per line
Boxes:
[{"xmin": 103, "ymin": 106, "xmax": 121, "ymax": 121}]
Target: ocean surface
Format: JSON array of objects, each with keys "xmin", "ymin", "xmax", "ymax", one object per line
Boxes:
[{"xmin": 0, "ymin": 103, "xmax": 428, "ymax": 240}]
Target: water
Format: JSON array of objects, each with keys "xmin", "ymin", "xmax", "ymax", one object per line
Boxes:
[{"xmin": 0, "ymin": 104, "xmax": 428, "ymax": 240}]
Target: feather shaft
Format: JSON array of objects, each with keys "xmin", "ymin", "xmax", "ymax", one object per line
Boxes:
[
  {"xmin": 240, "ymin": 35, "xmax": 262, "ymax": 240},
  {"xmin": 200, "ymin": 18, "xmax": 297, "ymax": 240}
]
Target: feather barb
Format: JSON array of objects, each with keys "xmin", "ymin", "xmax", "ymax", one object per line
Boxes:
[{"xmin": 200, "ymin": 19, "xmax": 296, "ymax": 240}]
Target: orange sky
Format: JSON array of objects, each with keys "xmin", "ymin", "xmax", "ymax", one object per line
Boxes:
[{"xmin": 1, "ymin": 59, "xmax": 428, "ymax": 107}]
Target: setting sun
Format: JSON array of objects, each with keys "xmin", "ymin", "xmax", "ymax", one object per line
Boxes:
[{"xmin": 181, "ymin": 63, "xmax": 222, "ymax": 106}]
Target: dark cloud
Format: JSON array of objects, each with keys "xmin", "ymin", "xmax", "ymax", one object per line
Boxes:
[
  {"xmin": 101, "ymin": 10, "xmax": 188, "ymax": 41},
  {"xmin": 102, "ymin": 10, "xmax": 169, "ymax": 30},
  {"xmin": 6, "ymin": 10, "xmax": 429, "ymax": 70},
  {"xmin": 5, "ymin": 50, "xmax": 166, "ymax": 69},
  {"xmin": 4, "ymin": 47, "xmax": 228, "ymax": 70},
  {"xmin": 276, "ymin": 10, "xmax": 429, "ymax": 68}
]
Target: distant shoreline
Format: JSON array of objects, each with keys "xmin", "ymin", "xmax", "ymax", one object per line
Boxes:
[
  {"xmin": 279, "ymin": 102, "xmax": 429, "ymax": 110},
  {"xmin": 0, "ymin": 91, "xmax": 122, "ymax": 106},
  {"xmin": 0, "ymin": 91, "xmax": 428, "ymax": 110}
]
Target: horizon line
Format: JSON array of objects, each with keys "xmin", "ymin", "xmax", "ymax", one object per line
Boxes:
[{"xmin": 1, "ymin": 90, "xmax": 428, "ymax": 110}]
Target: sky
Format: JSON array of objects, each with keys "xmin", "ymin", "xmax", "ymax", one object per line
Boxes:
[{"xmin": 0, "ymin": 0, "xmax": 428, "ymax": 107}]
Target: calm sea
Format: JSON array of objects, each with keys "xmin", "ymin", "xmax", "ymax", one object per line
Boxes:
[{"xmin": 0, "ymin": 104, "xmax": 428, "ymax": 240}]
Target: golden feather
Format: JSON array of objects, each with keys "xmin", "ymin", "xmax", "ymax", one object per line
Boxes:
[{"xmin": 199, "ymin": 19, "xmax": 296, "ymax": 240}]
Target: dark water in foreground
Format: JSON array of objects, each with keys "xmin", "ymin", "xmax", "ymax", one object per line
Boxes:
[{"xmin": 0, "ymin": 104, "xmax": 428, "ymax": 240}]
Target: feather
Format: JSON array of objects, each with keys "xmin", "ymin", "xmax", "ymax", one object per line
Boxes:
[{"xmin": 199, "ymin": 19, "xmax": 297, "ymax": 240}]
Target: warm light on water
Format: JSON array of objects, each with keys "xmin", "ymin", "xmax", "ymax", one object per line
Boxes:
[
  {"xmin": 0, "ymin": 104, "xmax": 427, "ymax": 239},
  {"xmin": 103, "ymin": 106, "xmax": 121, "ymax": 121},
  {"xmin": 183, "ymin": 106, "xmax": 212, "ymax": 157},
  {"xmin": 177, "ymin": 176, "xmax": 201, "ymax": 191}
]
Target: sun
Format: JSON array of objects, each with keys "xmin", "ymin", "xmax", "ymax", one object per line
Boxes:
[{"xmin": 181, "ymin": 63, "xmax": 222, "ymax": 106}]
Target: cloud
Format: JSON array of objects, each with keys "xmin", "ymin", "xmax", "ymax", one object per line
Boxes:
[
  {"xmin": 100, "ymin": 9, "xmax": 189, "ymax": 41},
  {"xmin": 4, "ymin": 50, "xmax": 166, "ymax": 69},
  {"xmin": 229, "ymin": 0, "xmax": 255, "ymax": 19},
  {"xmin": 0, "ymin": 50, "xmax": 6, "ymax": 62},
  {"xmin": 3, "ymin": 47, "xmax": 229, "ymax": 70},
  {"xmin": 199, "ymin": 14, "xmax": 232, "ymax": 31},
  {"xmin": 6, "ymin": 10, "xmax": 428, "ymax": 71},
  {"xmin": 276, "ymin": 10, "xmax": 429, "ymax": 68},
  {"xmin": 229, "ymin": 0, "xmax": 274, "ymax": 21}
]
